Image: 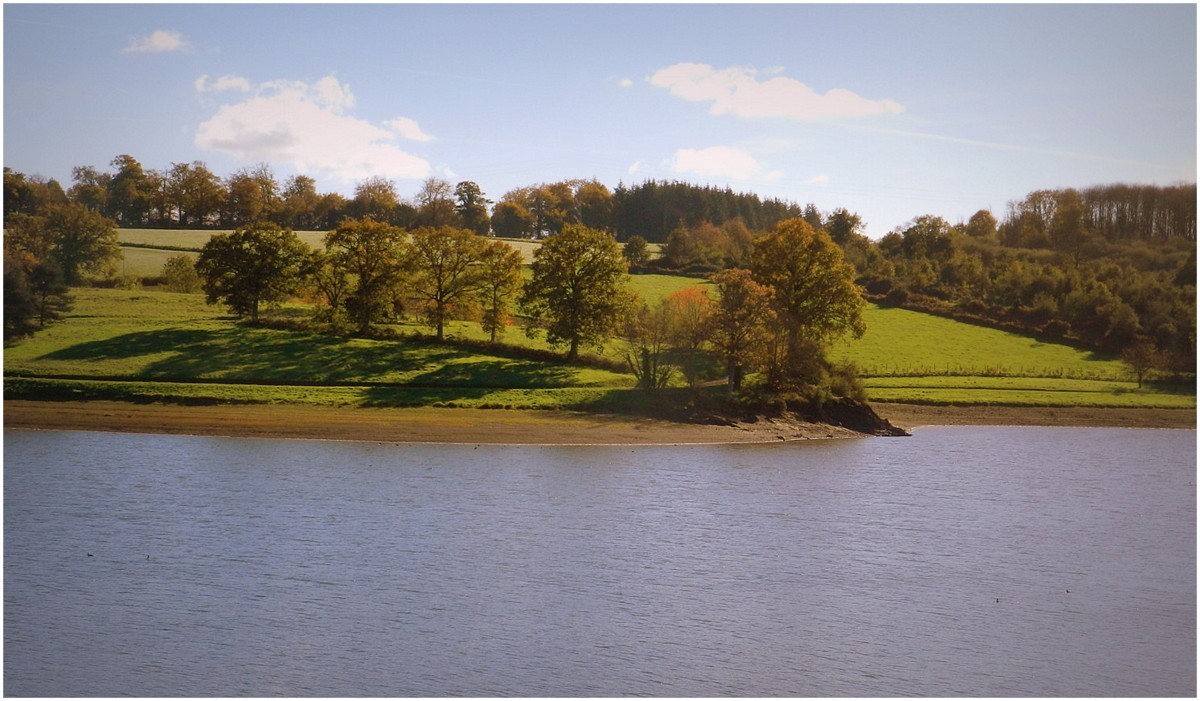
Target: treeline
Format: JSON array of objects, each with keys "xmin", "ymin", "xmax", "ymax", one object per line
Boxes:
[
  {"xmin": 4, "ymin": 157, "xmax": 811, "ymax": 242},
  {"xmin": 857, "ymin": 187, "xmax": 1196, "ymax": 373},
  {"xmin": 5, "ymin": 156, "xmax": 1195, "ymax": 373}
]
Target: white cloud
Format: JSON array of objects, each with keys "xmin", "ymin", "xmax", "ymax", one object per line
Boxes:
[
  {"xmin": 628, "ymin": 160, "xmax": 645, "ymax": 174},
  {"xmin": 619, "ymin": 78, "xmax": 634, "ymax": 89},
  {"xmin": 195, "ymin": 75, "xmax": 430, "ymax": 184},
  {"xmin": 672, "ymin": 146, "xmax": 768, "ymax": 181},
  {"xmin": 648, "ymin": 62, "xmax": 903, "ymax": 121},
  {"xmin": 807, "ymin": 173, "xmax": 831, "ymax": 185},
  {"xmin": 194, "ymin": 74, "xmax": 252, "ymax": 94},
  {"xmin": 123, "ymin": 29, "xmax": 189, "ymax": 54},
  {"xmin": 384, "ymin": 117, "xmax": 433, "ymax": 142}
]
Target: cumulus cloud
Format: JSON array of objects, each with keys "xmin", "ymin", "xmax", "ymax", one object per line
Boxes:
[
  {"xmin": 807, "ymin": 173, "xmax": 831, "ymax": 185},
  {"xmin": 123, "ymin": 29, "xmax": 189, "ymax": 54},
  {"xmin": 384, "ymin": 117, "xmax": 434, "ymax": 142},
  {"xmin": 672, "ymin": 146, "xmax": 769, "ymax": 181},
  {"xmin": 619, "ymin": 78, "xmax": 634, "ymax": 88},
  {"xmin": 195, "ymin": 75, "xmax": 430, "ymax": 183},
  {"xmin": 648, "ymin": 62, "xmax": 903, "ymax": 121},
  {"xmin": 194, "ymin": 74, "xmax": 252, "ymax": 93}
]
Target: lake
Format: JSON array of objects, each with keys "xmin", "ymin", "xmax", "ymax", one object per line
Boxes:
[{"xmin": 4, "ymin": 426, "xmax": 1195, "ymax": 696}]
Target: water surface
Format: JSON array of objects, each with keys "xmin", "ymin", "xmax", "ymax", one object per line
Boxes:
[{"xmin": 5, "ymin": 426, "xmax": 1195, "ymax": 696}]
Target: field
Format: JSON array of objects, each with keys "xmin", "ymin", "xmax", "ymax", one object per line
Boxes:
[
  {"xmin": 12, "ymin": 229, "xmax": 1192, "ymax": 412},
  {"xmin": 6, "ymin": 285, "xmax": 1192, "ymax": 412}
]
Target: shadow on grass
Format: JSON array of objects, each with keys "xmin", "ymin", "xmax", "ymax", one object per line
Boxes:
[{"xmin": 38, "ymin": 326, "xmax": 590, "ymax": 388}]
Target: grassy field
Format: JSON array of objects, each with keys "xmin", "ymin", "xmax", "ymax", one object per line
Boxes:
[
  {"xmin": 117, "ymin": 229, "xmax": 665, "ymax": 277},
  {"xmin": 10, "ymin": 254, "xmax": 1193, "ymax": 410}
]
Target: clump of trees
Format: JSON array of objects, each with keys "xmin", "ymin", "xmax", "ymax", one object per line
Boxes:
[
  {"xmin": 4, "ymin": 170, "xmax": 122, "ymax": 341},
  {"xmin": 855, "ymin": 184, "xmax": 1196, "ymax": 377}
]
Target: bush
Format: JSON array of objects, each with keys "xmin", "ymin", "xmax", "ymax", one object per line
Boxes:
[
  {"xmin": 883, "ymin": 286, "xmax": 909, "ymax": 306},
  {"xmin": 161, "ymin": 254, "xmax": 202, "ymax": 293}
]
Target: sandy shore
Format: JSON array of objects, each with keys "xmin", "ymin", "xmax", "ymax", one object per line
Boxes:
[
  {"xmin": 3, "ymin": 400, "xmax": 867, "ymax": 445},
  {"xmin": 3, "ymin": 400, "xmax": 1193, "ymax": 445}
]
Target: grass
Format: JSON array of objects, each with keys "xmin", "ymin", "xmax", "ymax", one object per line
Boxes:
[
  {"xmin": 830, "ymin": 304, "xmax": 1129, "ymax": 380},
  {"xmin": 7, "ymin": 275, "xmax": 1192, "ymax": 412}
]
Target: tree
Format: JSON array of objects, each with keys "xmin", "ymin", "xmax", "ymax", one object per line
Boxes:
[
  {"xmin": 223, "ymin": 163, "xmax": 279, "ymax": 226},
  {"xmin": 521, "ymin": 224, "xmax": 631, "ymax": 360},
  {"xmin": 574, "ymin": 180, "xmax": 614, "ymax": 232},
  {"xmin": 4, "ymin": 265, "xmax": 40, "ymax": 342},
  {"xmin": 454, "ymin": 181, "xmax": 492, "ymax": 236},
  {"xmin": 324, "ymin": 217, "xmax": 413, "ymax": 333},
  {"xmin": 415, "ymin": 177, "xmax": 459, "ymax": 228},
  {"xmin": 69, "ymin": 165, "xmax": 110, "ymax": 213},
  {"xmin": 106, "ymin": 154, "xmax": 153, "ymax": 226},
  {"xmin": 475, "ymin": 239, "xmax": 524, "ymax": 342},
  {"xmin": 965, "ymin": 209, "xmax": 998, "ymax": 240},
  {"xmin": 280, "ymin": 174, "xmax": 322, "ymax": 230},
  {"xmin": 1122, "ymin": 338, "xmax": 1163, "ymax": 388},
  {"xmin": 408, "ymin": 226, "xmax": 487, "ymax": 340},
  {"xmin": 43, "ymin": 203, "xmax": 122, "ymax": 284},
  {"xmin": 708, "ymin": 268, "xmax": 775, "ymax": 393},
  {"xmin": 751, "ymin": 218, "xmax": 865, "ymax": 389},
  {"xmin": 622, "ymin": 235, "xmax": 650, "ymax": 267},
  {"xmin": 166, "ymin": 161, "xmax": 225, "ymax": 226},
  {"xmin": 350, "ymin": 176, "xmax": 400, "ymax": 223},
  {"xmin": 27, "ymin": 262, "xmax": 74, "ymax": 327},
  {"xmin": 161, "ymin": 254, "xmax": 202, "ymax": 293},
  {"xmin": 663, "ymin": 285, "xmax": 715, "ymax": 386},
  {"xmin": 623, "ymin": 297, "xmax": 675, "ymax": 390},
  {"xmin": 825, "ymin": 208, "xmax": 864, "ymax": 245},
  {"xmin": 491, "ymin": 199, "xmax": 534, "ymax": 238},
  {"xmin": 196, "ymin": 223, "xmax": 310, "ymax": 321}
]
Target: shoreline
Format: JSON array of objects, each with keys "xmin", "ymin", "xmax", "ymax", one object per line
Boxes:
[{"xmin": 3, "ymin": 400, "xmax": 1194, "ymax": 445}]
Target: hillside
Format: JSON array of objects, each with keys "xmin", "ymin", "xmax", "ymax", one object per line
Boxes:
[{"xmin": 5, "ymin": 285, "xmax": 1192, "ymax": 412}]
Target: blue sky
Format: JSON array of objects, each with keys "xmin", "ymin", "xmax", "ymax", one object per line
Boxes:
[{"xmin": 4, "ymin": 3, "xmax": 1195, "ymax": 237}]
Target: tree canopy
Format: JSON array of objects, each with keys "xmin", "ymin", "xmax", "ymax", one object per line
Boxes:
[{"xmin": 521, "ymin": 224, "xmax": 631, "ymax": 360}]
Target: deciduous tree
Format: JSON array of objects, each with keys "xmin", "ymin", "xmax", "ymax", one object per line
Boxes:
[
  {"xmin": 324, "ymin": 217, "xmax": 412, "ymax": 333},
  {"xmin": 196, "ymin": 223, "xmax": 310, "ymax": 321},
  {"xmin": 521, "ymin": 224, "xmax": 631, "ymax": 360},
  {"xmin": 475, "ymin": 239, "xmax": 524, "ymax": 342},
  {"xmin": 708, "ymin": 268, "xmax": 775, "ymax": 393},
  {"xmin": 409, "ymin": 226, "xmax": 487, "ymax": 340}
]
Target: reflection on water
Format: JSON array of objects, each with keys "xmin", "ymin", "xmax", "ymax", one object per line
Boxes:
[{"xmin": 4, "ymin": 426, "xmax": 1195, "ymax": 696}]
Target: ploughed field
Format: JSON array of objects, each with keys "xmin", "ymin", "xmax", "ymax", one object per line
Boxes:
[{"xmin": 4, "ymin": 230, "xmax": 1192, "ymax": 412}]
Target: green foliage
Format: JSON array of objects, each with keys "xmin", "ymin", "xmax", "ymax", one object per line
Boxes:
[
  {"xmin": 476, "ymin": 239, "xmax": 524, "ymax": 342},
  {"xmin": 323, "ymin": 217, "xmax": 413, "ymax": 333},
  {"xmin": 196, "ymin": 223, "xmax": 311, "ymax": 320},
  {"xmin": 161, "ymin": 254, "xmax": 202, "ymax": 293},
  {"xmin": 521, "ymin": 224, "xmax": 633, "ymax": 360}
]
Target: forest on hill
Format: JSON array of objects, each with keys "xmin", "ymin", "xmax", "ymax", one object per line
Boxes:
[{"xmin": 4, "ymin": 155, "xmax": 1195, "ymax": 375}]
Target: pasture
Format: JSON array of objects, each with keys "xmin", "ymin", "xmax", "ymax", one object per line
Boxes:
[{"xmin": 7, "ymin": 283, "xmax": 1191, "ymax": 410}]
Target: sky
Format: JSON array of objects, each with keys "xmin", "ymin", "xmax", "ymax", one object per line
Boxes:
[{"xmin": 3, "ymin": 3, "xmax": 1196, "ymax": 238}]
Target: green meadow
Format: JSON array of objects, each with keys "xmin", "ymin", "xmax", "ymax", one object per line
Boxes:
[
  {"xmin": 6, "ymin": 285, "xmax": 1191, "ymax": 411},
  {"xmin": 11, "ymin": 230, "xmax": 1192, "ymax": 412}
]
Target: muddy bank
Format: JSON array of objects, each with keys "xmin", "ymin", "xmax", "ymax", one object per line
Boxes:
[
  {"xmin": 3, "ymin": 400, "xmax": 868, "ymax": 445},
  {"xmin": 874, "ymin": 402, "xmax": 1195, "ymax": 430}
]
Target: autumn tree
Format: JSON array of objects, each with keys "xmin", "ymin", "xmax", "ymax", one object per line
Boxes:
[
  {"xmin": 106, "ymin": 154, "xmax": 153, "ymax": 226},
  {"xmin": 454, "ymin": 181, "xmax": 492, "ymax": 236},
  {"xmin": 415, "ymin": 177, "xmax": 458, "ymax": 228},
  {"xmin": 324, "ymin": 217, "xmax": 413, "ymax": 333},
  {"xmin": 350, "ymin": 176, "xmax": 400, "ymax": 223},
  {"xmin": 475, "ymin": 239, "xmax": 524, "ymax": 342},
  {"xmin": 708, "ymin": 268, "xmax": 775, "ymax": 393},
  {"xmin": 521, "ymin": 224, "xmax": 631, "ymax": 360},
  {"xmin": 408, "ymin": 226, "xmax": 488, "ymax": 340},
  {"xmin": 750, "ymin": 218, "xmax": 865, "ymax": 389},
  {"xmin": 491, "ymin": 199, "xmax": 535, "ymax": 238},
  {"xmin": 663, "ymin": 285, "xmax": 715, "ymax": 386},
  {"xmin": 223, "ymin": 164, "xmax": 280, "ymax": 226},
  {"xmin": 196, "ymin": 223, "xmax": 310, "ymax": 321},
  {"xmin": 166, "ymin": 161, "xmax": 225, "ymax": 226}
]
